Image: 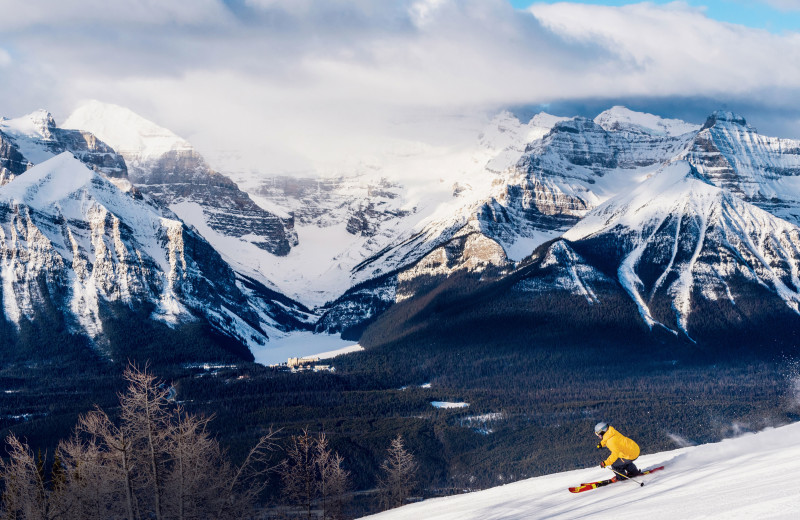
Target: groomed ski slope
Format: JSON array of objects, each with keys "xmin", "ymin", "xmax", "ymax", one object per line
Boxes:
[{"xmin": 360, "ymin": 421, "xmax": 800, "ymax": 520}]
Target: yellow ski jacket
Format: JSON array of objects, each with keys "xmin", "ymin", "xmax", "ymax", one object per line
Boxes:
[{"xmin": 600, "ymin": 426, "xmax": 640, "ymax": 466}]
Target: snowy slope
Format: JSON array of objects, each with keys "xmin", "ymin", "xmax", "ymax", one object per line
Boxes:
[
  {"xmin": 63, "ymin": 100, "xmax": 191, "ymax": 161},
  {"xmin": 679, "ymin": 111, "xmax": 800, "ymax": 224},
  {"xmin": 64, "ymin": 101, "xmax": 299, "ymax": 266},
  {"xmin": 560, "ymin": 161, "xmax": 800, "ymax": 336},
  {"xmin": 480, "ymin": 111, "xmax": 569, "ymax": 173},
  {"xmin": 0, "ymin": 152, "xmax": 299, "ymax": 352},
  {"xmin": 0, "ymin": 109, "xmax": 61, "ymax": 165},
  {"xmin": 361, "ymin": 421, "xmax": 800, "ymax": 520},
  {"xmin": 595, "ymin": 105, "xmax": 700, "ymax": 137},
  {"xmin": 0, "ymin": 109, "xmax": 128, "ymax": 186}
]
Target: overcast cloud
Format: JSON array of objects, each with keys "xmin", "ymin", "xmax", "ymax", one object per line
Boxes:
[{"xmin": 1, "ymin": 0, "xmax": 800, "ymax": 173}]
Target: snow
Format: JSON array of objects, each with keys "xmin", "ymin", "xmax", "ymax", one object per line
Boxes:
[
  {"xmin": 595, "ymin": 106, "xmax": 700, "ymax": 137},
  {"xmin": 250, "ymin": 331, "xmax": 360, "ymax": 365},
  {"xmin": 169, "ymin": 200, "xmax": 372, "ymax": 306},
  {"xmin": 0, "ymin": 109, "xmax": 58, "ymax": 165},
  {"xmin": 561, "ymin": 159, "xmax": 800, "ymax": 329},
  {"xmin": 315, "ymin": 343, "xmax": 365, "ymax": 359},
  {"xmin": 63, "ymin": 100, "xmax": 192, "ymax": 160},
  {"xmin": 561, "ymin": 162, "xmax": 711, "ymax": 330},
  {"xmin": 360, "ymin": 421, "xmax": 800, "ymax": 520},
  {"xmin": 0, "ymin": 151, "xmax": 94, "ymax": 208},
  {"xmin": 0, "ymin": 109, "xmax": 51, "ymax": 138},
  {"xmin": 501, "ymin": 230, "xmax": 561, "ymax": 262},
  {"xmin": 431, "ymin": 401, "xmax": 469, "ymax": 409},
  {"xmin": 481, "ymin": 111, "xmax": 568, "ymax": 173},
  {"xmin": 0, "ymin": 152, "xmax": 218, "ymax": 331}
]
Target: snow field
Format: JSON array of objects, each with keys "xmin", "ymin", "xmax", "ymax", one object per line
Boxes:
[
  {"xmin": 250, "ymin": 331, "xmax": 361, "ymax": 365},
  {"xmin": 360, "ymin": 421, "xmax": 800, "ymax": 520},
  {"xmin": 431, "ymin": 401, "xmax": 469, "ymax": 409}
]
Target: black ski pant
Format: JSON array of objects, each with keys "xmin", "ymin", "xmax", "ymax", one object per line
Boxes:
[{"xmin": 611, "ymin": 458, "xmax": 639, "ymax": 479}]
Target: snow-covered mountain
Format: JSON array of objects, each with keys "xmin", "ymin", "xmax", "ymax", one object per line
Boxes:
[
  {"xmin": 594, "ymin": 105, "xmax": 700, "ymax": 137},
  {"xmin": 38, "ymin": 101, "xmax": 800, "ymax": 347},
  {"xmin": 680, "ymin": 110, "xmax": 800, "ymax": 222},
  {"xmin": 557, "ymin": 161, "xmax": 800, "ymax": 339},
  {"xmin": 0, "ymin": 152, "xmax": 312, "ymax": 357},
  {"xmin": 0, "ymin": 109, "xmax": 127, "ymax": 187},
  {"xmin": 360, "ymin": 421, "xmax": 800, "ymax": 520},
  {"xmin": 63, "ymin": 101, "xmax": 298, "ymax": 259},
  {"xmin": 347, "ymin": 109, "xmax": 800, "ymax": 349}
]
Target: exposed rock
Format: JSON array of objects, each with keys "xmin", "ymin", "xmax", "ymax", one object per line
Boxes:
[{"xmin": 0, "ymin": 153, "xmax": 308, "ymax": 355}]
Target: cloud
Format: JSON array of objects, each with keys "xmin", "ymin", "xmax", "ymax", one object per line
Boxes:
[
  {"xmin": 762, "ymin": 0, "xmax": 800, "ymax": 11},
  {"xmin": 527, "ymin": 2, "xmax": 800, "ymax": 99},
  {"xmin": 0, "ymin": 49, "xmax": 11, "ymax": 67},
  {"xmin": 1, "ymin": 0, "xmax": 800, "ymax": 174},
  {"xmin": 0, "ymin": 0, "xmax": 232, "ymax": 27}
]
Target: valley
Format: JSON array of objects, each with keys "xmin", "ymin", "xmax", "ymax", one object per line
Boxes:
[{"xmin": 1, "ymin": 102, "xmax": 800, "ymax": 517}]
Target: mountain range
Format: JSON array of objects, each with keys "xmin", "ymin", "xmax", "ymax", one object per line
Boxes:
[{"xmin": 3, "ymin": 102, "xmax": 800, "ymax": 359}]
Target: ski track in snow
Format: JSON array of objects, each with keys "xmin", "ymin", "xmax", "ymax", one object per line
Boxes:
[{"xmin": 360, "ymin": 422, "xmax": 800, "ymax": 520}]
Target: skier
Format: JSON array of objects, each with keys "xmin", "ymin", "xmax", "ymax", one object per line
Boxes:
[{"xmin": 594, "ymin": 421, "xmax": 641, "ymax": 480}]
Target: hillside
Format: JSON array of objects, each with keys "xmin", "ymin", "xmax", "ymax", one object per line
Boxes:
[{"xmin": 361, "ymin": 421, "xmax": 800, "ymax": 520}]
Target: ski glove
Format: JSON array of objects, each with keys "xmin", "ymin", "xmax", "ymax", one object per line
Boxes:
[{"xmin": 599, "ymin": 461, "xmax": 606, "ymax": 468}]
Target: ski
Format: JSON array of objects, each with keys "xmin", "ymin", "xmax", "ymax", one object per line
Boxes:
[{"xmin": 569, "ymin": 465, "xmax": 664, "ymax": 493}]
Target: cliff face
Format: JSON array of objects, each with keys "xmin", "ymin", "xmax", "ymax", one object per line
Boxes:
[
  {"xmin": 63, "ymin": 101, "xmax": 298, "ymax": 258},
  {"xmin": 317, "ymin": 108, "xmax": 800, "ymax": 337},
  {"xmin": 0, "ymin": 153, "xmax": 304, "ymax": 356},
  {"xmin": 679, "ymin": 111, "xmax": 800, "ymax": 223},
  {"xmin": 0, "ymin": 110, "xmax": 128, "ymax": 187}
]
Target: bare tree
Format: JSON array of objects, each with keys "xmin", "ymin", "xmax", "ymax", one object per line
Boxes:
[
  {"xmin": 0, "ymin": 434, "xmax": 48, "ymax": 520},
  {"xmin": 69, "ymin": 408, "xmax": 138, "ymax": 520},
  {"xmin": 163, "ymin": 407, "xmax": 223, "ymax": 519},
  {"xmin": 279, "ymin": 430, "xmax": 350, "ymax": 520},
  {"xmin": 119, "ymin": 365, "xmax": 172, "ymax": 520},
  {"xmin": 315, "ymin": 434, "xmax": 349, "ymax": 520},
  {"xmin": 0, "ymin": 364, "xmax": 278, "ymax": 520},
  {"xmin": 378, "ymin": 435, "xmax": 418, "ymax": 510},
  {"xmin": 280, "ymin": 429, "xmax": 316, "ymax": 519},
  {"xmin": 215, "ymin": 429, "xmax": 278, "ymax": 518}
]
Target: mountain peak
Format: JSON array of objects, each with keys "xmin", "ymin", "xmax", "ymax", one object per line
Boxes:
[
  {"xmin": 63, "ymin": 100, "xmax": 192, "ymax": 159},
  {"xmin": 0, "ymin": 152, "xmax": 95, "ymax": 210},
  {"xmin": 27, "ymin": 109, "xmax": 57, "ymax": 129},
  {"xmin": 0, "ymin": 109, "xmax": 57, "ymax": 139},
  {"xmin": 595, "ymin": 106, "xmax": 699, "ymax": 136},
  {"xmin": 550, "ymin": 116, "xmax": 600, "ymax": 134},
  {"xmin": 701, "ymin": 110, "xmax": 749, "ymax": 130}
]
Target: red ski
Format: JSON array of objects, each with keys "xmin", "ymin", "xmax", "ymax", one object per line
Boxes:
[{"xmin": 569, "ymin": 465, "xmax": 664, "ymax": 493}]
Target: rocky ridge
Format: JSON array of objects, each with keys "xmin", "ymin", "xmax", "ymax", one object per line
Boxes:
[
  {"xmin": 50, "ymin": 101, "xmax": 800, "ymax": 347},
  {"xmin": 64, "ymin": 102, "xmax": 298, "ymax": 258},
  {"xmin": 0, "ymin": 152, "xmax": 312, "ymax": 357},
  {"xmin": 0, "ymin": 110, "xmax": 127, "ymax": 187}
]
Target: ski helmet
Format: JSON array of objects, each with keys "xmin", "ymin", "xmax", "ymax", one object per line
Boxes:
[{"xmin": 594, "ymin": 422, "xmax": 609, "ymax": 435}]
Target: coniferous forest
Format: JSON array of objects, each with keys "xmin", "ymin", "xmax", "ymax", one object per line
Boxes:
[{"xmin": 1, "ymin": 268, "xmax": 799, "ymax": 518}]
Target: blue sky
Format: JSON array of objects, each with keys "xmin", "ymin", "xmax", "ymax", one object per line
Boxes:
[{"xmin": 510, "ymin": 1, "xmax": 800, "ymax": 33}]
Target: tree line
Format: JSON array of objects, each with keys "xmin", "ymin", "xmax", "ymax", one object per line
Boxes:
[{"xmin": 0, "ymin": 366, "xmax": 420, "ymax": 520}]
